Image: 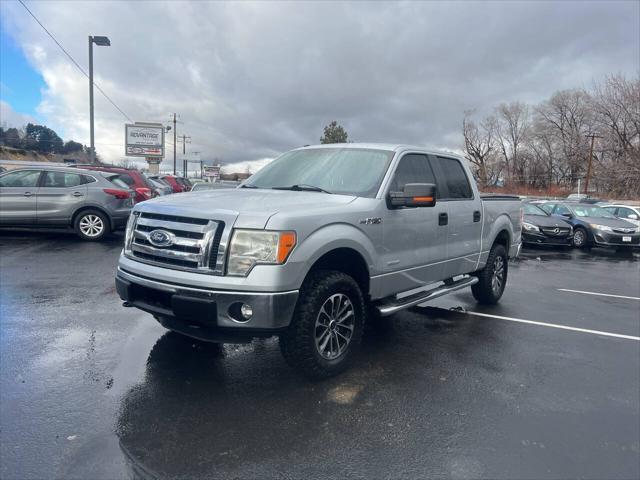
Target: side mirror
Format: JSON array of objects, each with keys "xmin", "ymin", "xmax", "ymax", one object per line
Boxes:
[
  {"xmin": 561, "ymin": 212, "xmax": 573, "ymax": 219},
  {"xmin": 388, "ymin": 183, "xmax": 436, "ymax": 208},
  {"xmin": 628, "ymin": 214, "xmax": 638, "ymax": 220}
]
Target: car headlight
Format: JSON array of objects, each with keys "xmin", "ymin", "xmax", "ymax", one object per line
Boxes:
[
  {"xmin": 590, "ymin": 224, "xmax": 613, "ymax": 232},
  {"xmin": 227, "ymin": 229, "xmax": 297, "ymax": 276},
  {"xmin": 522, "ymin": 222, "xmax": 539, "ymax": 232},
  {"xmin": 124, "ymin": 211, "xmax": 139, "ymax": 254}
]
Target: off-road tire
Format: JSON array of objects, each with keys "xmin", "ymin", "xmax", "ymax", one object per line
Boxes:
[
  {"xmin": 279, "ymin": 270, "xmax": 365, "ymax": 379},
  {"xmin": 471, "ymin": 243, "xmax": 508, "ymax": 305},
  {"xmin": 74, "ymin": 209, "xmax": 110, "ymax": 241}
]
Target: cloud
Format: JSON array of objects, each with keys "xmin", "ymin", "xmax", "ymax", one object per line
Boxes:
[
  {"xmin": 1, "ymin": 1, "xmax": 638, "ymax": 166},
  {"xmin": 0, "ymin": 100, "xmax": 37, "ymax": 129}
]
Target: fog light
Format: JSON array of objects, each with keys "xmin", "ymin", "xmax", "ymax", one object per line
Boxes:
[{"xmin": 240, "ymin": 303, "xmax": 253, "ymax": 319}]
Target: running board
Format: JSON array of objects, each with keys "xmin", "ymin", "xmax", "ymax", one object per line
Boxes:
[{"xmin": 376, "ymin": 276, "xmax": 478, "ymax": 317}]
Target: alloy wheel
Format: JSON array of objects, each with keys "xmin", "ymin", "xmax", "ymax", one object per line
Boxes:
[
  {"xmin": 314, "ymin": 293, "xmax": 355, "ymax": 360},
  {"xmin": 491, "ymin": 255, "xmax": 505, "ymax": 296},
  {"xmin": 79, "ymin": 215, "xmax": 104, "ymax": 238}
]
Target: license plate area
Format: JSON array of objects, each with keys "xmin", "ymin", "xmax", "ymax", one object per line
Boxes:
[{"xmin": 622, "ymin": 236, "xmax": 632, "ymax": 242}]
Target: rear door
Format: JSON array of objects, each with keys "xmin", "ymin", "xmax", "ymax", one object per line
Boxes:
[
  {"xmin": 430, "ymin": 156, "xmax": 483, "ymax": 278},
  {"xmin": 0, "ymin": 169, "xmax": 42, "ymax": 225},
  {"xmin": 381, "ymin": 153, "xmax": 448, "ymax": 292},
  {"xmin": 36, "ymin": 171, "xmax": 87, "ymax": 225}
]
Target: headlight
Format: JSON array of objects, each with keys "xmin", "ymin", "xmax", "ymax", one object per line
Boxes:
[
  {"xmin": 124, "ymin": 212, "xmax": 139, "ymax": 254},
  {"xmin": 522, "ymin": 222, "xmax": 539, "ymax": 232},
  {"xmin": 590, "ymin": 224, "xmax": 613, "ymax": 232},
  {"xmin": 227, "ymin": 229, "xmax": 297, "ymax": 276}
]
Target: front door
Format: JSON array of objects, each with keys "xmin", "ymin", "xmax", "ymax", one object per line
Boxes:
[
  {"xmin": 37, "ymin": 171, "xmax": 87, "ymax": 225},
  {"xmin": 0, "ymin": 169, "xmax": 42, "ymax": 225},
  {"xmin": 381, "ymin": 153, "xmax": 448, "ymax": 295}
]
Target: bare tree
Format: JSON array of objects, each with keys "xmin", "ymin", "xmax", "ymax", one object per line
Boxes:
[
  {"xmin": 495, "ymin": 102, "xmax": 531, "ymax": 185},
  {"xmin": 462, "ymin": 111, "xmax": 498, "ymax": 187}
]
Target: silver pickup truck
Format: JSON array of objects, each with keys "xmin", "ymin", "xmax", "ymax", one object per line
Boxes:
[{"xmin": 116, "ymin": 144, "xmax": 522, "ymax": 377}]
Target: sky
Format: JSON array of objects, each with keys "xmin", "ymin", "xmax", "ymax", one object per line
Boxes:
[{"xmin": 0, "ymin": 0, "xmax": 638, "ymax": 170}]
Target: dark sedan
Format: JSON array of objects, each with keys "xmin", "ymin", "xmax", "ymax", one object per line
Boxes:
[
  {"xmin": 540, "ymin": 201, "xmax": 639, "ymax": 249},
  {"xmin": 522, "ymin": 203, "xmax": 574, "ymax": 247}
]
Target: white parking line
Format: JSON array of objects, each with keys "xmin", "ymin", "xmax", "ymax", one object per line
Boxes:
[
  {"xmin": 442, "ymin": 309, "xmax": 640, "ymax": 341},
  {"xmin": 557, "ymin": 289, "xmax": 640, "ymax": 301}
]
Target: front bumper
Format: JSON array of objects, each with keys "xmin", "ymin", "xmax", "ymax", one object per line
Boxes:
[
  {"xmin": 115, "ymin": 268, "xmax": 298, "ymax": 342},
  {"xmin": 592, "ymin": 231, "xmax": 640, "ymax": 247},
  {"xmin": 522, "ymin": 231, "xmax": 573, "ymax": 246}
]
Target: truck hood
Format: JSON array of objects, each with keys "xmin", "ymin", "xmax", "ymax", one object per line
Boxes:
[{"xmin": 135, "ymin": 188, "xmax": 358, "ymax": 229}]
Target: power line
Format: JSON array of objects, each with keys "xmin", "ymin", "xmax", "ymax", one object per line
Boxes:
[{"xmin": 17, "ymin": 0, "xmax": 132, "ymax": 122}]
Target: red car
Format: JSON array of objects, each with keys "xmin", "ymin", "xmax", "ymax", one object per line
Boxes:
[
  {"xmin": 78, "ymin": 166, "xmax": 154, "ymax": 203},
  {"xmin": 161, "ymin": 175, "xmax": 191, "ymax": 193}
]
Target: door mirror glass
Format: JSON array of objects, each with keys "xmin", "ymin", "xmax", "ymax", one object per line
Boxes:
[
  {"xmin": 629, "ymin": 214, "xmax": 638, "ymax": 220},
  {"xmin": 388, "ymin": 183, "xmax": 436, "ymax": 208}
]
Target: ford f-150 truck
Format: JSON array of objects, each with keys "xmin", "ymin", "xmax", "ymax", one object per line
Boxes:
[{"xmin": 116, "ymin": 144, "xmax": 522, "ymax": 378}]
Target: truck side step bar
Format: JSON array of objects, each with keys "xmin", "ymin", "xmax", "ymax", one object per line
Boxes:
[{"xmin": 375, "ymin": 276, "xmax": 479, "ymax": 317}]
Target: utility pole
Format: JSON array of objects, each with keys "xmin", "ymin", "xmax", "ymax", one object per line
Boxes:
[
  {"xmin": 584, "ymin": 133, "xmax": 601, "ymax": 195},
  {"xmin": 172, "ymin": 113, "xmax": 177, "ymax": 175},
  {"xmin": 177, "ymin": 134, "xmax": 191, "ymax": 176}
]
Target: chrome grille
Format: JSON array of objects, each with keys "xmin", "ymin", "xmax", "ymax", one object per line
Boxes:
[
  {"xmin": 541, "ymin": 227, "xmax": 571, "ymax": 237},
  {"xmin": 128, "ymin": 212, "xmax": 225, "ymax": 274},
  {"xmin": 613, "ymin": 227, "xmax": 636, "ymax": 234}
]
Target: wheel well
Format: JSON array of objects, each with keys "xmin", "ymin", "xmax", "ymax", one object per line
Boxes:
[
  {"xmin": 493, "ymin": 229, "xmax": 510, "ymax": 249},
  {"xmin": 307, "ymin": 248, "xmax": 370, "ymax": 296},
  {"xmin": 71, "ymin": 206, "xmax": 112, "ymax": 230}
]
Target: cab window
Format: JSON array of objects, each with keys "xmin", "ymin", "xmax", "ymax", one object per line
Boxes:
[
  {"xmin": 389, "ymin": 154, "xmax": 437, "ymax": 194},
  {"xmin": 0, "ymin": 170, "xmax": 41, "ymax": 187},
  {"xmin": 434, "ymin": 156, "xmax": 473, "ymax": 199}
]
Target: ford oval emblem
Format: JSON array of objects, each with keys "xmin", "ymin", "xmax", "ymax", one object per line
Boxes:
[{"xmin": 148, "ymin": 229, "xmax": 174, "ymax": 247}]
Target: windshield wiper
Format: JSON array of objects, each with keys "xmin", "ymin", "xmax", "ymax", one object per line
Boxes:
[
  {"xmin": 240, "ymin": 184, "xmax": 258, "ymax": 189},
  {"xmin": 272, "ymin": 184, "xmax": 332, "ymax": 194}
]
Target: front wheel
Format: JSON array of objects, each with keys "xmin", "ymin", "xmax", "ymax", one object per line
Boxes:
[
  {"xmin": 471, "ymin": 243, "xmax": 508, "ymax": 305},
  {"xmin": 279, "ymin": 270, "xmax": 365, "ymax": 379},
  {"xmin": 573, "ymin": 227, "xmax": 588, "ymax": 249}
]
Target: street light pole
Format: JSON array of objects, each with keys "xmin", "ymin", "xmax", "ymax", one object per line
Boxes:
[{"xmin": 88, "ymin": 35, "xmax": 110, "ymax": 164}]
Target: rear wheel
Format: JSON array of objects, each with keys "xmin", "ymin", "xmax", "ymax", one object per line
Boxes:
[
  {"xmin": 471, "ymin": 243, "xmax": 508, "ymax": 305},
  {"xmin": 280, "ymin": 270, "xmax": 365, "ymax": 379},
  {"xmin": 74, "ymin": 210, "xmax": 109, "ymax": 241}
]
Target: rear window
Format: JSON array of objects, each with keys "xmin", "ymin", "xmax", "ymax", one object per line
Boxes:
[
  {"xmin": 117, "ymin": 173, "xmax": 135, "ymax": 187},
  {"xmin": 435, "ymin": 156, "xmax": 473, "ymax": 199},
  {"xmin": 106, "ymin": 174, "xmax": 131, "ymax": 190}
]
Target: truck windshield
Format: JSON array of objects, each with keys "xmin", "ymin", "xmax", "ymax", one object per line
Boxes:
[{"xmin": 243, "ymin": 148, "xmax": 394, "ymax": 198}]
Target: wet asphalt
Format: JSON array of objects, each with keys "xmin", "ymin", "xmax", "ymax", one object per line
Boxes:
[{"xmin": 0, "ymin": 230, "xmax": 639, "ymax": 480}]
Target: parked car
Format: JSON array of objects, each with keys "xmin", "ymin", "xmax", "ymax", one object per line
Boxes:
[
  {"xmin": 0, "ymin": 166, "xmax": 134, "ymax": 241},
  {"xmin": 601, "ymin": 204, "xmax": 640, "ymax": 228},
  {"xmin": 77, "ymin": 166, "xmax": 153, "ymax": 203},
  {"xmin": 191, "ymin": 182, "xmax": 236, "ymax": 192},
  {"xmin": 144, "ymin": 174, "xmax": 173, "ymax": 196},
  {"xmin": 175, "ymin": 176, "xmax": 193, "ymax": 192},
  {"xmin": 160, "ymin": 175, "xmax": 188, "ymax": 193},
  {"xmin": 539, "ymin": 201, "xmax": 639, "ymax": 249},
  {"xmin": 116, "ymin": 144, "xmax": 522, "ymax": 378},
  {"xmin": 521, "ymin": 202, "xmax": 573, "ymax": 247}
]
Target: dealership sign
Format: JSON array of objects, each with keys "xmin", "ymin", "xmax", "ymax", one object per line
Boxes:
[{"xmin": 125, "ymin": 123, "xmax": 164, "ymax": 157}]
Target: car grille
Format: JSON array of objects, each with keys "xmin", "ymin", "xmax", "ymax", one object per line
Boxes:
[
  {"xmin": 541, "ymin": 227, "xmax": 571, "ymax": 237},
  {"xmin": 129, "ymin": 212, "xmax": 225, "ymax": 274},
  {"xmin": 612, "ymin": 227, "xmax": 636, "ymax": 234}
]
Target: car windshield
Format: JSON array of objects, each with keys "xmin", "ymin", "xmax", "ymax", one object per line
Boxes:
[
  {"xmin": 243, "ymin": 148, "xmax": 395, "ymax": 197},
  {"xmin": 524, "ymin": 203, "xmax": 548, "ymax": 216},
  {"xmin": 571, "ymin": 205, "xmax": 616, "ymax": 218}
]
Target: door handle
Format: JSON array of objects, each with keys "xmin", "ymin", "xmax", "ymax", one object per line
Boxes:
[
  {"xmin": 438, "ymin": 212, "xmax": 448, "ymax": 226},
  {"xmin": 473, "ymin": 210, "xmax": 481, "ymax": 222},
  {"xmin": 72, "ymin": 192, "xmax": 84, "ymax": 197},
  {"xmin": 23, "ymin": 192, "xmax": 33, "ymax": 197}
]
